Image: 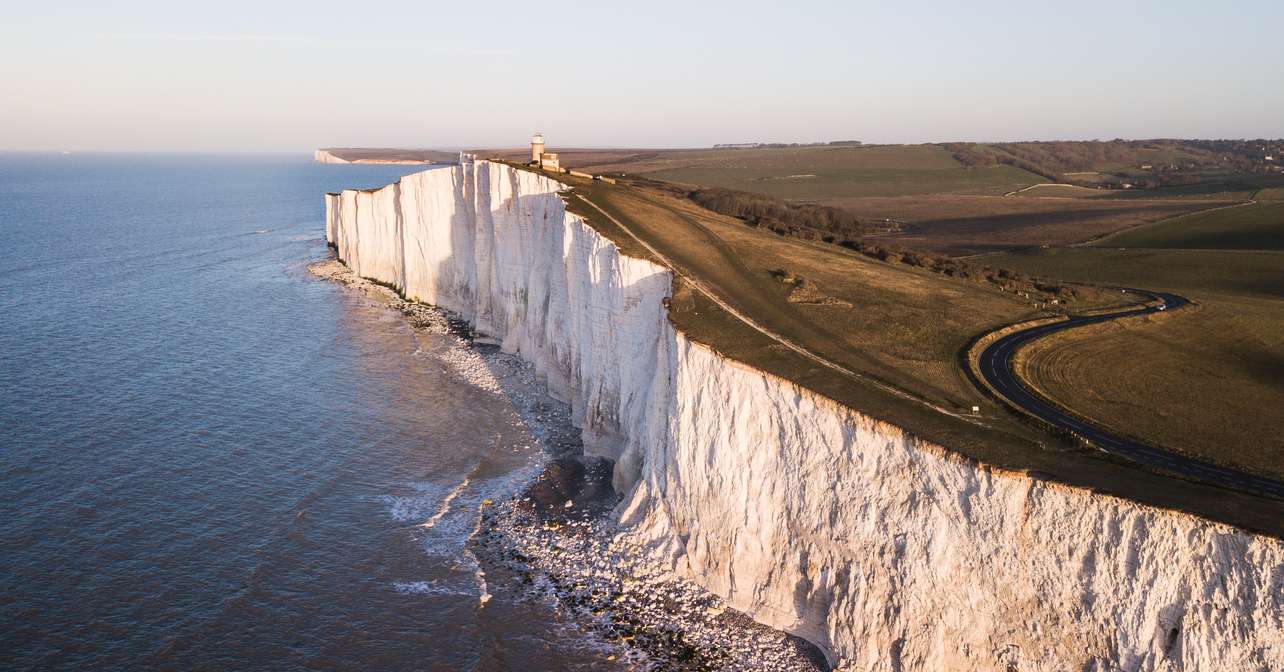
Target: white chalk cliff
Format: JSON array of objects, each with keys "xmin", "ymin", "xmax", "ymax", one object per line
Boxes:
[
  {"xmin": 314, "ymin": 149, "xmax": 427, "ymax": 165},
  {"xmin": 314, "ymin": 149, "xmax": 350, "ymax": 164},
  {"xmin": 325, "ymin": 159, "xmax": 1284, "ymax": 671}
]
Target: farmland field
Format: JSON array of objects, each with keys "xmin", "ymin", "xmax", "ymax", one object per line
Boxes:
[
  {"xmin": 823, "ymin": 194, "xmax": 1225, "ymax": 255},
  {"xmin": 1099, "ymin": 200, "xmax": 1284, "ymax": 250},
  {"xmin": 580, "ymin": 145, "xmax": 1043, "ymax": 198},
  {"xmin": 985, "ymin": 246, "xmax": 1284, "ymax": 478},
  {"xmin": 565, "ymin": 173, "xmax": 1049, "ymax": 413},
  {"xmin": 1012, "ymin": 183, "xmax": 1260, "ymax": 201},
  {"xmin": 556, "ymin": 145, "xmax": 1252, "ymax": 254},
  {"xmin": 984, "ymin": 247, "xmax": 1284, "ymax": 299},
  {"xmin": 1256, "ymin": 187, "xmax": 1284, "ymax": 200},
  {"xmin": 1014, "ymin": 297, "xmax": 1284, "ymax": 479},
  {"xmin": 490, "ymin": 145, "xmax": 1281, "ymax": 493},
  {"xmin": 534, "ymin": 163, "xmax": 1284, "ymax": 533}
]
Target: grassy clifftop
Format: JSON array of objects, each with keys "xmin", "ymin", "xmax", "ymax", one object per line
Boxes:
[
  {"xmin": 987, "ymin": 246, "xmax": 1284, "ymax": 481},
  {"xmin": 512, "ymin": 162, "xmax": 1284, "ymax": 537}
]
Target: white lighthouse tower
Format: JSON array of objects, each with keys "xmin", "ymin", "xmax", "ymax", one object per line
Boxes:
[
  {"xmin": 531, "ymin": 133, "xmax": 545, "ymax": 163},
  {"xmin": 530, "ymin": 133, "xmax": 560, "ymax": 171}
]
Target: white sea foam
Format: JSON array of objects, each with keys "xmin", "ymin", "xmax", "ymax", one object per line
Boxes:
[
  {"xmin": 391, "ymin": 580, "xmax": 473, "ymax": 597},
  {"xmin": 379, "ymin": 482, "xmax": 449, "ymax": 523},
  {"xmin": 418, "ymin": 476, "xmax": 471, "ymax": 530}
]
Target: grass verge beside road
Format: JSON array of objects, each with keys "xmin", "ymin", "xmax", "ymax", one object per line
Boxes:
[
  {"xmin": 517, "ymin": 163, "xmax": 1284, "ymax": 536},
  {"xmin": 1098, "ymin": 200, "xmax": 1284, "ymax": 250},
  {"xmin": 985, "ymin": 247, "xmax": 1284, "ymax": 480}
]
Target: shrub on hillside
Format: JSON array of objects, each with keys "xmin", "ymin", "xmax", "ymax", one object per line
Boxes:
[
  {"xmin": 687, "ymin": 188, "xmax": 867, "ymax": 240},
  {"xmin": 676, "ymin": 182, "xmax": 1074, "ymax": 306}
]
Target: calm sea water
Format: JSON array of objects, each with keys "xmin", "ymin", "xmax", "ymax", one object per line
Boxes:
[{"xmin": 0, "ymin": 154, "xmax": 609, "ymax": 670}]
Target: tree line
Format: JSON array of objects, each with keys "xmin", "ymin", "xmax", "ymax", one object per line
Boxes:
[
  {"xmin": 942, "ymin": 139, "xmax": 1284, "ymax": 188},
  {"xmin": 680, "ymin": 186, "xmax": 1077, "ymax": 304}
]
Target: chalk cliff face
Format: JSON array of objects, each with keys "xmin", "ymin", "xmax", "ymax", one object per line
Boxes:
[
  {"xmin": 314, "ymin": 149, "xmax": 428, "ymax": 165},
  {"xmin": 326, "ymin": 160, "xmax": 1284, "ymax": 671},
  {"xmin": 314, "ymin": 149, "xmax": 350, "ymax": 164}
]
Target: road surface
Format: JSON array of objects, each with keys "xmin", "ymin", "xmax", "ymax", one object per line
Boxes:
[{"xmin": 978, "ymin": 291, "xmax": 1284, "ymax": 499}]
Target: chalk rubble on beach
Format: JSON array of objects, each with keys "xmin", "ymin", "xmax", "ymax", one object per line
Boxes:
[{"xmin": 310, "ymin": 257, "xmax": 824, "ymax": 670}]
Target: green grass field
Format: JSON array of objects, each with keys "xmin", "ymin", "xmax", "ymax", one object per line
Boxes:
[
  {"xmin": 1091, "ymin": 184, "xmax": 1260, "ymax": 200},
  {"xmin": 1013, "ymin": 183, "xmax": 1259, "ymax": 201},
  {"xmin": 568, "ymin": 145, "xmax": 1253, "ymax": 253},
  {"xmin": 564, "ymin": 142, "xmax": 1284, "ymax": 502},
  {"xmin": 567, "ymin": 175, "xmax": 1048, "ymax": 411},
  {"xmin": 1015, "ymin": 297, "xmax": 1284, "ymax": 479},
  {"xmin": 1256, "ymin": 187, "xmax": 1284, "ymax": 201},
  {"xmin": 985, "ymin": 247, "xmax": 1284, "ymax": 299},
  {"xmin": 1100, "ymin": 201, "xmax": 1284, "ymax": 250},
  {"xmin": 1011, "ymin": 184, "xmax": 1106, "ymax": 198},
  {"xmin": 550, "ymin": 168, "xmax": 1099, "ymax": 438},
  {"xmin": 533, "ymin": 164, "xmax": 1284, "ymax": 534},
  {"xmin": 580, "ymin": 145, "xmax": 1045, "ymax": 198},
  {"xmin": 984, "ymin": 246, "xmax": 1284, "ymax": 479},
  {"xmin": 555, "ymin": 146, "xmax": 1282, "ymax": 484},
  {"xmin": 825, "ymin": 195, "xmax": 1224, "ymax": 255}
]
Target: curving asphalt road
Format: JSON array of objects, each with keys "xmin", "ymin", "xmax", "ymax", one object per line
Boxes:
[{"xmin": 978, "ymin": 290, "xmax": 1284, "ymax": 500}]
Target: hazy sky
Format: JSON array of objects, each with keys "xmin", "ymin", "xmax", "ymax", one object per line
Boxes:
[{"xmin": 3, "ymin": 0, "xmax": 1282, "ymax": 151}]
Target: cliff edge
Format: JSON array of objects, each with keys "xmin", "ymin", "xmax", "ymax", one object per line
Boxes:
[
  {"xmin": 325, "ymin": 159, "xmax": 1284, "ymax": 671},
  {"xmin": 314, "ymin": 148, "xmax": 456, "ymax": 165}
]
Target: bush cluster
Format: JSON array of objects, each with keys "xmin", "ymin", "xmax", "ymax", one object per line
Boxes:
[
  {"xmin": 679, "ymin": 184, "xmax": 1075, "ymax": 304},
  {"xmin": 942, "ymin": 139, "xmax": 1284, "ymax": 188},
  {"xmin": 687, "ymin": 187, "xmax": 867, "ymax": 240},
  {"xmin": 834, "ymin": 239, "xmax": 1077, "ymax": 301}
]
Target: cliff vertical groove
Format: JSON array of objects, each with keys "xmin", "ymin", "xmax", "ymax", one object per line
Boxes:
[{"xmin": 325, "ymin": 159, "xmax": 1284, "ymax": 671}]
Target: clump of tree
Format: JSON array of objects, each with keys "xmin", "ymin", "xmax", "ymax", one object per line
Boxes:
[
  {"xmin": 838, "ymin": 239, "xmax": 1078, "ymax": 303},
  {"xmin": 942, "ymin": 140, "xmax": 1173, "ymax": 181},
  {"xmin": 623, "ymin": 177, "xmax": 1077, "ymax": 305},
  {"xmin": 673, "ymin": 183, "xmax": 1075, "ymax": 304},
  {"xmin": 942, "ymin": 138, "xmax": 1284, "ymax": 189},
  {"xmin": 687, "ymin": 187, "xmax": 868, "ymax": 241}
]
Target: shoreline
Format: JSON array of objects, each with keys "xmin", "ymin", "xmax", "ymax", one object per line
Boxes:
[
  {"xmin": 320, "ymin": 160, "xmax": 1284, "ymax": 669},
  {"xmin": 308, "ymin": 256, "xmax": 828, "ymax": 670}
]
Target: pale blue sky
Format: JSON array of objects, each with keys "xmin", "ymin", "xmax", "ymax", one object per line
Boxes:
[{"xmin": 2, "ymin": 0, "xmax": 1281, "ymax": 151}]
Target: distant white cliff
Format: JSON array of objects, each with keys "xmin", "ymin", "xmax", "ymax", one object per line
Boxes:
[
  {"xmin": 314, "ymin": 149, "xmax": 350, "ymax": 164},
  {"xmin": 314, "ymin": 149, "xmax": 427, "ymax": 165},
  {"xmin": 325, "ymin": 159, "xmax": 1284, "ymax": 671}
]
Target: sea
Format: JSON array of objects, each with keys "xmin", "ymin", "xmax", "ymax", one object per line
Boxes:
[{"xmin": 0, "ymin": 154, "xmax": 612, "ymax": 670}]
